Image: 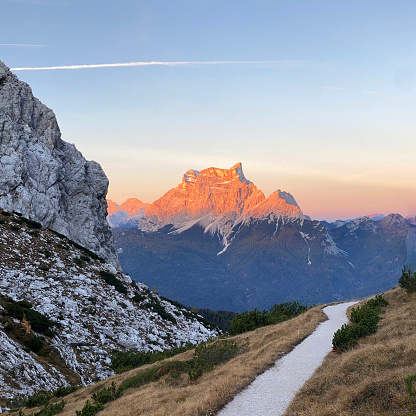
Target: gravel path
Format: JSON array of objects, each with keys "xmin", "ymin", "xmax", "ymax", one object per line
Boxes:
[{"xmin": 217, "ymin": 301, "xmax": 357, "ymax": 416}]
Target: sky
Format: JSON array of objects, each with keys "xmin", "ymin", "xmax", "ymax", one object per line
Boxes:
[{"xmin": 1, "ymin": 0, "xmax": 415, "ymax": 221}]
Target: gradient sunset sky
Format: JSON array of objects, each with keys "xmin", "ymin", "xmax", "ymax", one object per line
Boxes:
[{"xmin": 1, "ymin": 0, "xmax": 415, "ymax": 221}]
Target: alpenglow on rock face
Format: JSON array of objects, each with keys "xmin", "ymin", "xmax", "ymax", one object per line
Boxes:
[
  {"xmin": 108, "ymin": 162, "xmax": 304, "ymax": 234},
  {"xmin": 0, "ymin": 60, "xmax": 118, "ymax": 266}
]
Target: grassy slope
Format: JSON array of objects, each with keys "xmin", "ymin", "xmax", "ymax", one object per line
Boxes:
[
  {"xmin": 11, "ymin": 286, "xmax": 416, "ymax": 416},
  {"xmin": 12, "ymin": 307, "xmax": 326, "ymax": 416},
  {"xmin": 285, "ymin": 286, "xmax": 416, "ymax": 416}
]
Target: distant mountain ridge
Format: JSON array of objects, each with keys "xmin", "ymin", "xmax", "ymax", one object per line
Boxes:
[
  {"xmin": 107, "ymin": 198, "xmax": 150, "ymax": 228},
  {"xmin": 111, "ymin": 164, "xmax": 416, "ymax": 311},
  {"xmin": 108, "ymin": 162, "xmax": 303, "ymax": 252}
]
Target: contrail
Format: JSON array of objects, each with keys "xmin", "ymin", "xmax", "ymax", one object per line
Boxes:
[
  {"xmin": 0, "ymin": 43, "xmax": 46, "ymax": 47},
  {"xmin": 11, "ymin": 60, "xmax": 321, "ymax": 71}
]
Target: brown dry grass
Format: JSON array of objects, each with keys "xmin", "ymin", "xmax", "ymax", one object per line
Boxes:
[
  {"xmin": 12, "ymin": 306, "xmax": 326, "ymax": 416},
  {"xmin": 285, "ymin": 286, "xmax": 416, "ymax": 416}
]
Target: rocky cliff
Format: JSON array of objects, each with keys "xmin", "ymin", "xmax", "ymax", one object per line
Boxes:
[
  {"xmin": 0, "ymin": 210, "xmax": 218, "ymax": 408},
  {"xmin": 0, "ymin": 60, "xmax": 118, "ymax": 266},
  {"xmin": 108, "ymin": 163, "xmax": 303, "ymax": 243}
]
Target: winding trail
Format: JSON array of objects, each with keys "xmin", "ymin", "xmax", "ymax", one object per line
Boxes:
[{"xmin": 217, "ymin": 301, "xmax": 357, "ymax": 416}]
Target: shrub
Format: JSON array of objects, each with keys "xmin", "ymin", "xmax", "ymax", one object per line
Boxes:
[
  {"xmin": 118, "ymin": 366, "xmax": 161, "ymax": 393},
  {"xmin": 75, "ymin": 400, "xmax": 103, "ymax": 416},
  {"xmin": 53, "ymin": 385, "xmax": 81, "ymax": 398},
  {"xmin": 5, "ymin": 300, "xmax": 57, "ymax": 337},
  {"xmin": 193, "ymin": 340, "xmax": 239, "ymax": 367},
  {"xmin": 23, "ymin": 390, "xmax": 52, "ymax": 408},
  {"xmin": 132, "ymin": 292, "xmax": 145, "ymax": 303},
  {"xmin": 10, "ymin": 224, "xmax": 20, "ymax": 232},
  {"xmin": 74, "ymin": 258, "xmax": 85, "ymax": 268},
  {"xmin": 17, "ymin": 300, "xmax": 33, "ymax": 309},
  {"xmin": 404, "ymin": 372, "xmax": 416, "ymax": 416},
  {"xmin": 399, "ymin": 268, "xmax": 416, "ymax": 293},
  {"xmin": 230, "ymin": 301, "xmax": 308, "ymax": 335},
  {"xmin": 6, "ymin": 303, "xmax": 25, "ymax": 320},
  {"xmin": 188, "ymin": 340, "xmax": 240, "ymax": 381},
  {"xmin": 99, "ymin": 271, "xmax": 127, "ymax": 294},
  {"xmin": 27, "ymin": 336, "xmax": 44, "ymax": 353},
  {"xmin": 110, "ymin": 344, "xmax": 192, "ymax": 374},
  {"xmin": 25, "ymin": 219, "xmax": 42, "ymax": 229},
  {"xmin": 18, "ymin": 400, "xmax": 65, "ymax": 416},
  {"xmin": 91, "ymin": 382, "xmax": 120, "ymax": 404},
  {"xmin": 144, "ymin": 296, "xmax": 177, "ymax": 323},
  {"xmin": 26, "ymin": 308, "xmax": 55, "ymax": 336},
  {"xmin": 332, "ymin": 294, "xmax": 388, "ymax": 352}
]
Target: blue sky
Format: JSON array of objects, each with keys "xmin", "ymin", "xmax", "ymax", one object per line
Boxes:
[{"xmin": 1, "ymin": 0, "xmax": 415, "ymax": 220}]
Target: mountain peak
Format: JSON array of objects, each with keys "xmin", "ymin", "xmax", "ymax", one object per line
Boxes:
[
  {"xmin": 195, "ymin": 162, "xmax": 251, "ymax": 184},
  {"xmin": 182, "ymin": 169, "xmax": 199, "ymax": 186}
]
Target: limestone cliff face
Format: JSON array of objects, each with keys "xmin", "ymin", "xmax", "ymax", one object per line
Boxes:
[
  {"xmin": 146, "ymin": 163, "xmax": 264, "ymax": 220},
  {"xmin": 0, "ymin": 60, "xmax": 118, "ymax": 266}
]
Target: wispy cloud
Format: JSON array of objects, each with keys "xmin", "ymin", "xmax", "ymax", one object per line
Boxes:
[
  {"xmin": 11, "ymin": 60, "xmax": 322, "ymax": 71},
  {"xmin": 0, "ymin": 43, "xmax": 46, "ymax": 47}
]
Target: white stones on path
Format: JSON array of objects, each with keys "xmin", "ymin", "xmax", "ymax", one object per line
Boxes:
[{"xmin": 217, "ymin": 301, "xmax": 357, "ymax": 416}]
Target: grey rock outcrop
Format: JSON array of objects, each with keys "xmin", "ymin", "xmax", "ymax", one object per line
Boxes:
[{"xmin": 0, "ymin": 60, "xmax": 118, "ymax": 266}]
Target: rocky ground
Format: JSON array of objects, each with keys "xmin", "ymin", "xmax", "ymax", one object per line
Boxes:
[{"xmin": 0, "ymin": 209, "xmax": 218, "ymax": 410}]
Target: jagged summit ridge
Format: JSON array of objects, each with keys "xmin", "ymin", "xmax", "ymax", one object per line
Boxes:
[
  {"xmin": 0, "ymin": 60, "xmax": 118, "ymax": 266},
  {"xmin": 108, "ymin": 163, "xmax": 304, "ymax": 257},
  {"xmin": 108, "ymin": 163, "xmax": 303, "ymax": 236}
]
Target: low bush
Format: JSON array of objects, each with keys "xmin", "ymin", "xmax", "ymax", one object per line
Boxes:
[
  {"xmin": 399, "ymin": 268, "xmax": 416, "ymax": 293},
  {"xmin": 75, "ymin": 400, "xmax": 103, "ymax": 416},
  {"xmin": 144, "ymin": 296, "xmax": 177, "ymax": 323},
  {"xmin": 24, "ymin": 219, "xmax": 42, "ymax": 229},
  {"xmin": 404, "ymin": 372, "xmax": 416, "ymax": 416},
  {"xmin": 132, "ymin": 292, "xmax": 145, "ymax": 303},
  {"xmin": 75, "ymin": 383, "xmax": 120, "ymax": 416},
  {"xmin": 193, "ymin": 340, "xmax": 239, "ymax": 367},
  {"xmin": 27, "ymin": 336, "xmax": 44, "ymax": 353},
  {"xmin": 18, "ymin": 400, "xmax": 65, "ymax": 416},
  {"xmin": 23, "ymin": 390, "xmax": 52, "ymax": 408},
  {"xmin": 74, "ymin": 258, "xmax": 85, "ymax": 268},
  {"xmin": 91, "ymin": 382, "xmax": 121, "ymax": 405},
  {"xmin": 99, "ymin": 271, "xmax": 127, "ymax": 294},
  {"xmin": 17, "ymin": 300, "xmax": 33, "ymax": 309},
  {"xmin": 111, "ymin": 344, "xmax": 192, "ymax": 374},
  {"xmin": 52, "ymin": 385, "xmax": 81, "ymax": 398},
  {"xmin": 5, "ymin": 300, "xmax": 57, "ymax": 337},
  {"xmin": 332, "ymin": 294, "xmax": 388, "ymax": 352},
  {"xmin": 230, "ymin": 301, "xmax": 308, "ymax": 335}
]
